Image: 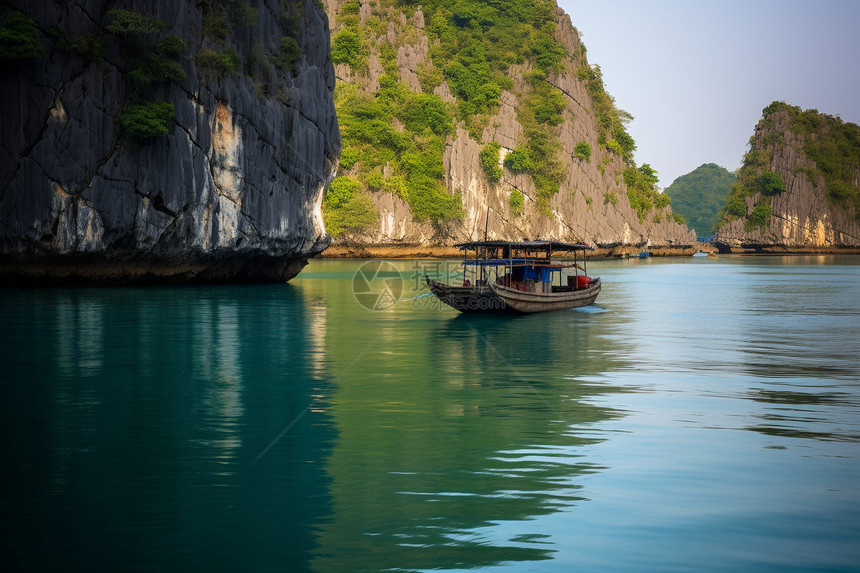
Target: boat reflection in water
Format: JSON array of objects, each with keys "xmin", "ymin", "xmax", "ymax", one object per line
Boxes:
[
  {"xmin": 426, "ymin": 241, "xmax": 600, "ymax": 313},
  {"xmin": 310, "ymin": 269, "xmax": 629, "ymax": 572}
]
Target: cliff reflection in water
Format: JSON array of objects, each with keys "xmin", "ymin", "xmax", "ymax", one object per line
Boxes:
[
  {"xmin": 303, "ymin": 261, "xmax": 631, "ymax": 572},
  {"xmin": 1, "ymin": 285, "xmax": 336, "ymax": 572},
  {"xmin": 3, "ymin": 261, "xmax": 633, "ymax": 573},
  {"xmin": 8, "ymin": 258, "xmax": 855, "ymax": 571}
]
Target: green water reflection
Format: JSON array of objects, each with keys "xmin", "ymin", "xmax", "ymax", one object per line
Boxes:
[
  {"xmin": 295, "ymin": 261, "xmax": 631, "ymax": 572},
  {"xmin": 5, "ymin": 257, "xmax": 857, "ymax": 572}
]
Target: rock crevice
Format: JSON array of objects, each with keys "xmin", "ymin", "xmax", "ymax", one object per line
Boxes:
[{"xmin": 1, "ymin": 0, "xmax": 340, "ymax": 284}]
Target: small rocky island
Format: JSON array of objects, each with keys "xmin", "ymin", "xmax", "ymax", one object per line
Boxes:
[
  {"xmin": 0, "ymin": 0, "xmax": 340, "ymax": 284},
  {"xmin": 714, "ymin": 102, "xmax": 860, "ymax": 253}
]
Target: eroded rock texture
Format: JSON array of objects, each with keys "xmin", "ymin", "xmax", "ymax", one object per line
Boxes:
[
  {"xmin": 326, "ymin": 1, "xmax": 695, "ymax": 249},
  {"xmin": 1, "ymin": 0, "xmax": 340, "ymax": 284},
  {"xmin": 715, "ymin": 107, "xmax": 859, "ymax": 252}
]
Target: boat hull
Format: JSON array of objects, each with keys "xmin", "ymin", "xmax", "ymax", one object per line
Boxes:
[
  {"xmin": 489, "ymin": 278, "xmax": 601, "ymax": 313},
  {"xmin": 425, "ymin": 276, "xmax": 510, "ymax": 313}
]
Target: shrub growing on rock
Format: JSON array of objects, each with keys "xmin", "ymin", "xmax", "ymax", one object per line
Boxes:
[
  {"xmin": 0, "ymin": 11, "xmax": 44, "ymax": 59},
  {"xmin": 120, "ymin": 102, "xmax": 175, "ymax": 138},
  {"xmin": 197, "ymin": 48, "xmax": 239, "ymax": 77},
  {"xmin": 106, "ymin": 8, "xmax": 165, "ymax": 37},
  {"xmin": 331, "ymin": 29, "xmax": 365, "ymax": 69},
  {"xmin": 323, "ymin": 176, "xmax": 378, "ymax": 236},
  {"xmin": 759, "ymin": 171, "xmax": 785, "ymax": 196},
  {"xmin": 479, "ymin": 142, "xmax": 503, "ymax": 183},
  {"xmin": 746, "ymin": 203, "xmax": 772, "ymax": 231},
  {"xmin": 574, "ymin": 141, "xmax": 592, "ymax": 162},
  {"xmin": 277, "ymin": 36, "xmax": 300, "ymax": 69},
  {"xmin": 509, "ymin": 189, "xmax": 524, "ymax": 214},
  {"xmin": 503, "ymin": 148, "xmax": 533, "ymax": 172}
]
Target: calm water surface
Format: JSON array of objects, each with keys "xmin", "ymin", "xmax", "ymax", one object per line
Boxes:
[{"xmin": 2, "ymin": 256, "xmax": 859, "ymax": 572}]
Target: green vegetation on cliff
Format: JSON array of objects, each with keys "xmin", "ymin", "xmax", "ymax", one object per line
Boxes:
[
  {"xmin": 717, "ymin": 143, "xmax": 784, "ymax": 230},
  {"xmin": 0, "ymin": 11, "xmax": 44, "ymax": 59},
  {"xmin": 764, "ymin": 101, "xmax": 860, "ymax": 211},
  {"xmin": 577, "ymin": 64, "xmax": 635, "ymax": 163},
  {"xmin": 326, "ymin": 0, "xmax": 661, "ymax": 235},
  {"xmin": 664, "ymin": 163, "xmax": 735, "ymax": 234},
  {"xmin": 510, "ymin": 74, "xmax": 567, "ymax": 213},
  {"xmin": 509, "ymin": 188, "xmax": 524, "ymax": 214},
  {"xmin": 197, "ymin": 1, "xmax": 261, "ymax": 80},
  {"xmin": 327, "ymin": 76, "xmax": 461, "ymax": 232},
  {"xmin": 102, "ymin": 8, "xmax": 187, "ymax": 139},
  {"xmin": 574, "ymin": 141, "xmax": 592, "ymax": 162},
  {"xmin": 406, "ymin": 0, "xmax": 566, "ymax": 133},
  {"xmin": 328, "ymin": 0, "xmax": 576, "ymax": 231},
  {"xmin": 120, "ymin": 101, "xmax": 175, "ymax": 138},
  {"xmin": 331, "ymin": 28, "xmax": 366, "ymax": 68},
  {"xmin": 323, "ymin": 176, "xmax": 378, "ymax": 236},
  {"xmin": 196, "ymin": 47, "xmax": 239, "ymax": 77},
  {"xmin": 47, "ymin": 4, "xmax": 255, "ymax": 137},
  {"xmin": 479, "ymin": 142, "xmax": 503, "ymax": 183},
  {"xmin": 623, "ymin": 164, "xmax": 670, "ymax": 223}
]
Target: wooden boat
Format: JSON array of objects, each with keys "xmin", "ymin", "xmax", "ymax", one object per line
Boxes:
[
  {"xmin": 425, "ymin": 240, "xmax": 600, "ymax": 314},
  {"xmin": 489, "ymin": 277, "xmax": 601, "ymax": 313}
]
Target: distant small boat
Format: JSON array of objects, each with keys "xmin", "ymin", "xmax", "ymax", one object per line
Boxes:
[
  {"xmin": 638, "ymin": 251, "xmax": 651, "ymax": 258},
  {"xmin": 692, "ymin": 251, "xmax": 719, "ymax": 259},
  {"xmin": 426, "ymin": 240, "xmax": 600, "ymax": 314}
]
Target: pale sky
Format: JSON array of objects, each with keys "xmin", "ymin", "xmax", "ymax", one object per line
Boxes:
[{"xmin": 556, "ymin": 0, "xmax": 860, "ymax": 188}]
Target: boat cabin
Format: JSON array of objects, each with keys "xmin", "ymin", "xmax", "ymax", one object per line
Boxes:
[{"xmin": 455, "ymin": 240, "xmax": 593, "ymax": 293}]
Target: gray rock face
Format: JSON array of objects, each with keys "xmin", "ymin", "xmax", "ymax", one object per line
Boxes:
[
  {"xmin": 715, "ymin": 108, "xmax": 860, "ymax": 251},
  {"xmin": 326, "ymin": 2, "xmax": 695, "ymax": 249},
  {"xmin": 1, "ymin": 0, "xmax": 340, "ymax": 284}
]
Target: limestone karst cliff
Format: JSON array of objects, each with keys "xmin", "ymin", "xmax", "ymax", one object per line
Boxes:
[
  {"xmin": 714, "ymin": 102, "xmax": 860, "ymax": 252},
  {"xmin": 322, "ymin": 0, "xmax": 695, "ymax": 250},
  {"xmin": 0, "ymin": 0, "xmax": 339, "ymax": 284}
]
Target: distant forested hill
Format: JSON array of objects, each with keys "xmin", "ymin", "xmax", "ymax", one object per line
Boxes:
[{"xmin": 663, "ymin": 164, "xmax": 736, "ymax": 235}]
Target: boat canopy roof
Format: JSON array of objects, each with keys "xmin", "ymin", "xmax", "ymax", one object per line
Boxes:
[{"xmin": 454, "ymin": 240, "xmax": 593, "ymax": 251}]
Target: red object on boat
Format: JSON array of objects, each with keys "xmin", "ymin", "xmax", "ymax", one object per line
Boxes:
[{"xmin": 577, "ymin": 275, "xmax": 590, "ymax": 288}]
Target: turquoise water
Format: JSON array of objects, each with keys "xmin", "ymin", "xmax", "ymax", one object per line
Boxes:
[{"xmin": 2, "ymin": 256, "xmax": 859, "ymax": 572}]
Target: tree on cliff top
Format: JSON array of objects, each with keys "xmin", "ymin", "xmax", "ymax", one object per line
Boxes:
[{"xmin": 0, "ymin": 11, "xmax": 44, "ymax": 59}]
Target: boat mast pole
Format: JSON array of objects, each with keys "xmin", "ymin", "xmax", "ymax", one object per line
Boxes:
[{"xmin": 482, "ymin": 210, "xmax": 489, "ymax": 285}]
